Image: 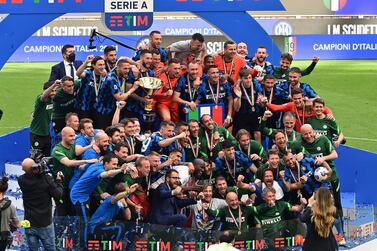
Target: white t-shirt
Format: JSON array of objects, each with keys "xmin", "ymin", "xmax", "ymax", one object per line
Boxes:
[
  {"xmin": 207, "ymin": 242, "xmax": 240, "ymax": 251},
  {"xmin": 167, "ymin": 40, "xmax": 206, "ymax": 64}
]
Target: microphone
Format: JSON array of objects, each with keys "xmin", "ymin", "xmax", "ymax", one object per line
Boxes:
[{"xmin": 88, "ymin": 29, "xmax": 96, "ymax": 50}]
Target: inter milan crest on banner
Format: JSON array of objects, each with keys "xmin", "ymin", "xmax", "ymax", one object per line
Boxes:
[{"xmin": 103, "ymin": 0, "xmax": 153, "ymax": 31}]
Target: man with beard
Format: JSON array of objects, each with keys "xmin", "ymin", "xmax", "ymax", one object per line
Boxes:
[
  {"xmin": 188, "ymin": 184, "xmax": 227, "ymax": 231},
  {"xmin": 52, "ymin": 76, "xmax": 79, "ymax": 133},
  {"xmin": 69, "ymin": 131, "xmax": 110, "ymax": 189},
  {"xmin": 133, "ymin": 30, "xmax": 168, "ymax": 65},
  {"xmin": 49, "ymin": 44, "xmax": 83, "ymax": 81},
  {"xmin": 259, "ymin": 111, "xmax": 302, "ymax": 143},
  {"xmin": 235, "ymin": 129, "xmax": 266, "ymax": 165},
  {"xmin": 184, "ymin": 120, "xmax": 202, "ymax": 162},
  {"xmin": 125, "ymin": 49, "xmax": 155, "ymax": 120},
  {"xmin": 75, "ymin": 118, "xmax": 97, "ymax": 156},
  {"xmin": 271, "ymin": 130, "xmax": 305, "ymax": 160},
  {"xmin": 150, "ymin": 49, "xmax": 165, "ymax": 77},
  {"xmin": 150, "ymin": 169, "xmax": 198, "ymax": 226},
  {"xmin": 213, "ymin": 40, "xmax": 246, "ymax": 85},
  {"xmin": 105, "ymin": 126, "xmax": 122, "ymax": 152},
  {"xmin": 215, "ymin": 140, "xmax": 256, "ymax": 186},
  {"xmin": 142, "ymin": 121, "xmax": 187, "ymax": 156},
  {"xmin": 75, "ymin": 56, "xmax": 107, "ymax": 119},
  {"xmin": 30, "ymin": 80, "xmax": 60, "ymax": 157},
  {"xmin": 52, "ymin": 127, "xmax": 98, "ymax": 216},
  {"xmin": 173, "ymin": 62, "xmax": 204, "ymax": 118},
  {"xmin": 275, "ymin": 67, "xmax": 318, "ymax": 103},
  {"xmin": 247, "ymin": 46, "xmax": 274, "ymax": 83},
  {"xmin": 154, "ymin": 58, "xmax": 182, "ymax": 122},
  {"xmin": 103, "ymin": 46, "xmax": 117, "ymax": 72},
  {"xmin": 94, "ymin": 59, "xmax": 138, "ymax": 129},
  {"xmin": 167, "ymin": 33, "xmax": 206, "ymax": 67},
  {"xmin": 205, "ymin": 191, "xmax": 258, "ymax": 234},
  {"xmin": 198, "ymin": 114, "xmax": 237, "ymax": 160},
  {"xmin": 233, "ymin": 69, "xmax": 263, "ymax": 141},
  {"xmin": 263, "ymin": 88, "xmax": 333, "ymax": 132},
  {"xmin": 199, "ymin": 66, "xmax": 234, "ymax": 128},
  {"xmin": 307, "ymin": 98, "xmax": 345, "ymax": 147},
  {"xmin": 273, "ymin": 53, "xmax": 319, "ymax": 84}
]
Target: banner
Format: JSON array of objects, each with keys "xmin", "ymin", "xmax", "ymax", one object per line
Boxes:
[
  {"xmin": 286, "ymin": 34, "xmax": 377, "ymax": 60},
  {"xmin": 8, "ymin": 36, "xmax": 142, "ymax": 62},
  {"xmin": 186, "ymin": 104, "xmax": 224, "ymax": 126}
]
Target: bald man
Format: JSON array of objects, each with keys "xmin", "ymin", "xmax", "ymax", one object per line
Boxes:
[
  {"xmin": 52, "ymin": 126, "xmax": 98, "ymax": 216},
  {"xmin": 300, "ymin": 124, "xmax": 344, "ymax": 238},
  {"xmin": 69, "ymin": 131, "xmax": 109, "ymax": 189},
  {"xmin": 205, "ymin": 191, "xmax": 258, "ymax": 234},
  {"xmin": 237, "ymin": 42, "xmax": 249, "ymax": 59},
  {"xmin": 18, "ymin": 158, "xmax": 63, "ymax": 251}
]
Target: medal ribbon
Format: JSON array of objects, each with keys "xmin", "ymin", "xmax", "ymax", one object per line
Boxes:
[
  {"xmin": 228, "ymin": 206, "xmax": 242, "ymax": 233},
  {"xmin": 263, "ymin": 88, "xmax": 274, "ymax": 104},
  {"xmin": 187, "ymin": 74, "xmax": 197, "ymax": 102},
  {"xmin": 93, "ymin": 72, "xmax": 104, "ymax": 102},
  {"xmin": 205, "ymin": 131, "xmax": 214, "ymax": 153},
  {"xmin": 208, "ymin": 81, "xmax": 220, "ymax": 105},
  {"xmin": 241, "ymin": 83, "xmax": 255, "ymax": 109},
  {"xmin": 294, "ymin": 104, "xmax": 305, "ymax": 127},
  {"xmin": 223, "ymin": 56, "xmax": 234, "ymax": 76},
  {"xmin": 188, "ymin": 136, "xmax": 199, "ymax": 158}
]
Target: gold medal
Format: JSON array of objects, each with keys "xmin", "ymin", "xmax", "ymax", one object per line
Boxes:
[
  {"xmin": 238, "ymin": 230, "xmax": 242, "ymax": 235},
  {"xmin": 215, "ymin": 105, "xmax": 218, "ymax": 110}
]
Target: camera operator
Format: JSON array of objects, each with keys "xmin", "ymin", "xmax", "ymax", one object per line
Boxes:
[
  {"xmin": 30, "ymin": 80, "xmax": 61, "ymax": 157},
  {"xmin": 18, "ymin": 158, "xmax": 64, "ymax": 251}
]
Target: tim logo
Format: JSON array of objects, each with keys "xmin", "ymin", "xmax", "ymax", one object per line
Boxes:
[
  {"xmin": 104, "ymin": 0, "xmax": 153, "ymax": 31},
  {"xmin": 0, "ymin": 0, "xmax": 81, "ymax": 3},
  {"xmin": 57, "ymin": 238, "xmax": 73, "ymax": 250},
  {"xmin": 274, "ymin": 21, "xmax": 292, "ymax": 36},
  {"xmin": 323, "ymin": 0, "xmax": 347, "ymax": 11}
]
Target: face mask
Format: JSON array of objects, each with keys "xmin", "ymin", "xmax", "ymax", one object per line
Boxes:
[{"xmin": 67, "ymin": 52, "xmax": 76, "ymax": 62}]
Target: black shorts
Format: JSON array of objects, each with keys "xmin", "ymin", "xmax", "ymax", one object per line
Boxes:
[
  {"xmin": 233, "ymin": 112, "xmax": 260, "ymax": 135},
  {"xmin": 29, "ymin": 133, "xmax": 51, "ymax": 157}
]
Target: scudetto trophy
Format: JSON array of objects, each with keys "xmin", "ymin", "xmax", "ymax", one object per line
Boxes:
[{"xmin": 138, "ymin": 77, "xmax": 163, "ymax": 131}]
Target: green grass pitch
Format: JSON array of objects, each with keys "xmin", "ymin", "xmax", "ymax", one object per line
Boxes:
[{"xmin": 0, "ymin": 60, "xmax": 376, "ymax": 152}]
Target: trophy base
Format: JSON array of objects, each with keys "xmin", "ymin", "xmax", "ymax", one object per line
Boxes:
[{"xmin": 142, "ymin": 110, "xmax": 157, "ymax": 132}]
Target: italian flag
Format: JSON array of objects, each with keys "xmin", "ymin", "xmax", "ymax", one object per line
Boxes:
[
  {"xmin": 323, "ymin": 0, "xmax": 347, "ymax": 11},
  {"xmin": 187, "ymin": 104, "xmax": 224, "ymax": 126}
]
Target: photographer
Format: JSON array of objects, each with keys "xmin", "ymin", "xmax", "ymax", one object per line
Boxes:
[{"xmin": 18, "ymin": 158, "xmax": 64, "ymax": 251}]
